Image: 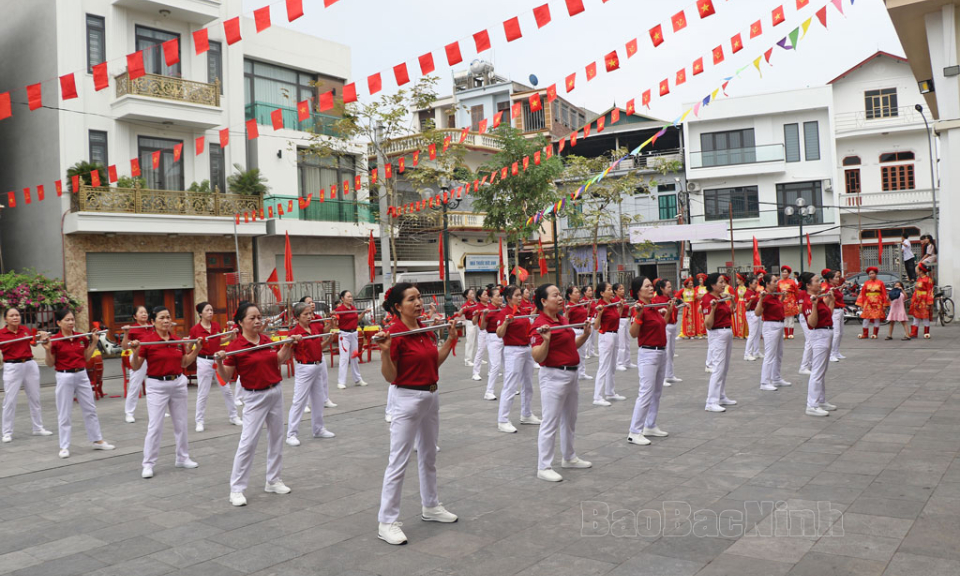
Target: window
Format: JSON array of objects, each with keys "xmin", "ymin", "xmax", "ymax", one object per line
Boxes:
[
  {"xmin": 89, "ymin": 130, "xmax": 108, "ymax": 168},
  {"xmin": 207, "ymin": 41, "xmax": 222, "ymax": 93},
  {"xmin": 86, "ymin": 15, "xmax": 105, "ymax": 73},
  {"xmin": 522, "ymin": 101, "xmax": 545, "ymax": 131},
  {"xmin": 210, "ymin": 143, "xmax": 225, "ymax": 193},
  {"xmin": 496, "ymin": 101, "xmax": 510, "ymax": 112},
  {"xmin": 658, "ymin": 194, "xmax": 678, "ymax": 220},
  {"xmin": 784, "ymin": 123, "xmax": 800, "ymax": 162},
  {"xmin": 470, "ymin": 105, "xmax": 484, "ymax": 131},
  {"xmin": 298, "ymin": 149, "xmax": 357, "ymax": 199},
  {"xmin": 865, "ymin": 88, "xmax": 898, "ymax": 119},
  {"xmin": 842, "ymin": 156, "xmax": 861, "ymax": 166},
  {"xmin": 699, "ymin": 129, "xmax": 756, "ymax": 167},
  {"xmin": 135, "ymin": 26, "xmax": 180, "ymax": 77},
  {"xmin": 880, "ymin": 151, "xmax": 915, "ymax": 191},
  {"xmin": 880, "ymin": 151, "xmax": 914, "ymax": 163},
  {"xmin": 138, "ymin": 136, "xmax": 184, "ymax": 191},
  {"xmin": 803, "ymin": 121, "xmax": 820, "ymax": 161},
  {"xmin": 777, "ymin": 181, "xmax": 825, "ymax": 225},
  {"xmin": 703, "ymin": 186, "xmax": 759, "ymax": 220},
  {"xmin": 845, "ymin": 169, "xmax": 861, "ymax": 194},
  {"xmin": 244, "ymin": 59, "xmax": 323, "ymax": 127},
  {"xmin": 418, "ymin": 110, "xmax": 435, "ymax": 131},
  {"xmin": 561, "ymin": 106, "xmax": 569, "ymax": 127}
]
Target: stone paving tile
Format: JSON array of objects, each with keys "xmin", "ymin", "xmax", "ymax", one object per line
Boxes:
[
  {"xmin": 881, "ymin": 552, "xmax": 960, "ymax": 576},
  {"xmin": 786, "ymin": 552, "xmax": 887, "ymax": 576}
]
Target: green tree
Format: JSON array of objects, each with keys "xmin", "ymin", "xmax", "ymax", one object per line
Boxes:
[
  {"xmin": 66, "ymin": 161, "xmax": 105, "ymax": 193},
  {"xmin": 227, "ymin": 163, "xmax": 269, "ymax": 196}
]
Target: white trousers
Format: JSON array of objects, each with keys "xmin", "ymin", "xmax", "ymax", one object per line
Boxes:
[
  {"xmin": 912, "ymin": 317, "xmax": 930, "ymax": 327},
  {"xmin": 485, "ymin": 336, "xmax": 504, "ymax": 396},
  {"xmin": 472, "ymin": 329, "xmax": 488, "ymax": 378},
  {"xmin": 2, "ymin": 360, "xmax": 43, "ymax": 435},
  {"xmin": 664, "ymin": 323, "xmax": 678, "ymax": 379},
  {"xmin": 142, "ymin": 375, "xmax": 190, "ymax": 468},
  {"xmin": 806, "ymin": 329, "xmax": 832, "ymax": 408},
  {"xmin": 499, "ymin": 345, "xmax": 534, "ymax": 422},
  {"xmin": 124, "ymin": 360, "xmax": 147, "ymax": 416},
  {"xmin": 537, "ymin": 367, "xmax": 579, "ymax": 470},
  {"xmin": 288, "ymin": 363, "xmax": 327, "ymax": 438},
  {"xmin": 760, "ymin": 321, "xmax": 785, "ymax": 385},
  {"xmin": 55, "ymin": 371, "xmax": 103, "ymax": 450},
  {"xmin": 861, "ymin": 319, "xmax": 881, "ymax": 329},
  {"xmin": 589, "ymin": 326, "xmax": 599, "ymax": 356},
  {"xmin": 799, "ymin": 313, "xmax": 813, "ymax": 370},
  {"xmin": 574, "ymin": 329, "xmax": 588, "ymax": 378},
  {"xmin": 705, "ymin": 329, "xmax": 733, "ymax": 407},
  {"xmin": 785, "ymin": 316, "xmax": 795, "ymax": 330},
  {"xmin": 745, "ymin": 311, "xmax": 762, "ymax": 358},
  {"xmin": 464, "ymin": 322, "xmax": 478, "ymax": 364},
  {"xmin": 378, "ymin": 387, "xmax": 440, "ymax": 523},
  {"xmin": 230, "ymin": 384, "xmax": 284, "ymax": 493},
  {"xmin": 831, "ymin": 309, "xmax": 844, "ymax": 358},
  {"xmin": 386, "ymin": 384, "xmax": 396, "ymax": 417},
  {"xmin": 616, "ymin": 318, "xmax": 631, "ymax": 367},
  {"xmin": 337, "ymin": 332, "xmax": 362, "ymax": 385},
  {"xmin": 630, "ymin": 348, "xmax": 666, "ymax": 433},
  {"xmin": 195, "ymin": 357, "xmax": 237, "ymax": 424},
  {"xmin": 594, "ymin": 332, "xmax": 619, "ymax": 401},
  {"xmin": 705, "ymin": 329, "xmax": 719, "ymax": 369}
]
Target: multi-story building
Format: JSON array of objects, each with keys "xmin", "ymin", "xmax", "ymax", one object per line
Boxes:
[
  {"xmin": 829, "ymin": 51, "xmax": 936, "ymax": 274},
  {"xmin": 0, "ymin": 0, "xmax": 362, "ymax": 331}
]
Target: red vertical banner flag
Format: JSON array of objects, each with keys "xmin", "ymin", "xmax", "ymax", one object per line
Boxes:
[
  {"xmin": 26, "ymin": 83, "xmax": 42, "ymax": 110},
  {"xmin": 127, "ymin": 51, "xmax": 146, "ymax": 80},
  {"xmin": 195, "ymin": 136, "xmax": 205, "ymax": 156},
  {"xmin": 108, "ymin": 165, "xmax": 118, "ymax": 183},
  {"xmin": 173, "ymin": 143, "xmax": 182, "ymax": 161},
  {"xmin": 877, "ymin": 230, "xmax": 883, "ymax": 265},
  {"xmin": 806, "ymin": 234, "xmax": 813, "ymax": 266},
  {"xmin": 538, "ymin": 238, "xmax": 548, "ymax": 276},
  {"xmin": 438, "ymin": 232, "xmax": 445, "ymax": 281},
  {"xmin": 254, "ymin": 5, "xmax": 272, "ymax": 30},
  {"xmin": 6, "ymin": 191, "xmax": 15, "ymax": 208},
  {"xmin": 23, "ymin": 187, "xmax": 31, "ymax": 204},
  {"xmin": 498, "ymin": 237, "xmax": 505, "ymax": 285},
  {"xmin": 37, "ymin": 185, "xmax": 44, "ymax": 202},
  {"xmin": 284, "ymin": 231, "xmax": 294, "ymax": 282},
  {"xmin": 59, "ymin": 73, "xmax": 78, "ymax": 100},
  {"xmin": 368, "ymin": 231, "xmax": 376, "ymax": 282},
  {"xmin": 753, "ymin": 236, "xmax": 761, "ymax": 271},
  {"xmin": 266, "ymin": 268, "xmax": 282, "ymax": 300}
]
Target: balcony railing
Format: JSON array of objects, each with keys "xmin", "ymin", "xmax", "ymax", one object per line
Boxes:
[
  {"xmin": 115, "ymin": 72, "xmax": 220, "ymax": 107},
  {"xmin": 75, "ymin": 185, "xmax": 260, "ymax": 216},
  {"xmin": 446, "ymin": 211, "xmax": 487, "ymax": 229},
  {"xmin": 840, "ymin": 189, "xmax": 937, "ymax": 209},
  {"xmin": 689, "ymin": 144, "xmax": 784, "ymax": 169},
  {"xmin": 835, "ymin": 106, "xmax": 924, "ymax": 133},
  {"xmin": 245, "ymin": 102, "xmax": 340, "ymax": 137},
  {"xmin": 375, "ymin": 129, "xmax": 504, "ymax": 158},
  {"xmin": 299, "ymin": 199, "xmax": 376, "ymax": 224}
]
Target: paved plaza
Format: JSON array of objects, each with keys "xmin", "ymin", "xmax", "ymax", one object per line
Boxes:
[{"xmin": 2, "ymin": 325, "xmax": 960, "ymax": 576}]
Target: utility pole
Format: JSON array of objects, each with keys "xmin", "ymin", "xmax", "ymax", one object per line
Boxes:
[
  {"xmin": 729, "ymin": 202, "xmax": 735, "ymax": 274},
  {"xmin": 551, "ymin": 211, "xmax": 561, "ymax": 286},
  {"xmin": 374, "ymin": 124, "xmax": 393, "ymax": 289}
]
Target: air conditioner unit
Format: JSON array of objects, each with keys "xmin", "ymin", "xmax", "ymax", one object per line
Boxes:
[
  {"xmin": 822, "ymin": 178, "xmax": 833, "ymax": 193},
  {"xmin": 686, "ymin": 181, "xmax": 700, "ymax": 193}
]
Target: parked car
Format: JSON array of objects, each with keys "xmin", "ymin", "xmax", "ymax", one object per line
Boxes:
[{"xmin": 842, "ymin": 271, "xmax": 906, "ymax": 324}]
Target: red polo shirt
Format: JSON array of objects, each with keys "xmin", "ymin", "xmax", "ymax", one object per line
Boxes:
[
  {"xmin": 223, "ymin": 334, "xmax": 282, "ymax": 390},
  {"xmin": 653, "ymin": 295, "xmax": 678, "ymax": 324},
  {"xmin": 290, "ymin": 323, "xmax": 325, "ymax": 364},
  {"xmin": 460, "ymin": 301, "xmax": 479, "ymax": 320},
  {"xmin": 531, "ymin": 313, "xmax": 580, "ymax": 367},
  {"xmin": 615, "ymin": 296, "xmax": 630, "ymax": 319},
  {"xmin": 744, "ymin": 289, "xmax": 759, "ymax": 311},
  {"xmin": 597, "ymin": 301, "xmax": 620, "ymax": 333},
  {"xmin": 0, "ymin": 326, "xmax": 33, "ymax": 361},
  {"xmin": 335, "ymin": 304, "xmax": 359, "ymax": 331},
  {"xmin": 137, "ymin": 332, "xmax": 185, "ymax": 378},
  {"xmin": 702, "ymin": 293, "xmax": 732, "ymax": 329},
  {"xmin": 388, "ymin": 319, "xmax": 439, "ymax": 387},
  {"xmin": 502, "ymin": 315, "xmax": 532, "ymax": 346},
  {"xmin": 634, "ymin": 303, "xmax": 668, "ymax": 347},
  {"xmin": 50, "ymin": 335, "xmax": 89, "ymax": 371},
  {"xmin": 189, "ymin": 321, "xmax": 226, "ymax": 356},
  {"xmin": 519, "ymin": 300, "xmax": 535, "ymax": 315},
  {"xmin": 760, "ymin": 293, "xmax": 785, "ymax": 322},
  {"xmin": 566, "ymin": 303, "xmax": 588, "ymax": 324},
  {"xmin": 485, "ymin": 307, "xmax": 504, "ymax": 333},
  {"xmin": 802, "ymin": 297, "xmax": 834, "ymax": 329},
  {"xmin": 127, "ymin": 324, "xmax": 154, "ymax": 342}
]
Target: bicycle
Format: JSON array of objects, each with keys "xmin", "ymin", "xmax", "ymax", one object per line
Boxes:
[{"xmin": 934, "ymin": 286, "xmax": 954, "ymax": 326}]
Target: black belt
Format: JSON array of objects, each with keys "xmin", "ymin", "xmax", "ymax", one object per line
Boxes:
[
  {"xmin": 198, "ymin": 354, "xmax": 218, "ymax": 360},
  {"xmin": 296, "ymin": 360, "xmax": 324, "ymax": 365},
  {"xmin": 813, "ymin": 326, "xmax": 833, "ymax": 330},
  {"xmin": 243, "ymin": 381, "xmax": 281, "ymax": 393},
  {"xmin": 147, "ymin": 374, "xmax": 183, "ymax": 381},
  {"xmin": 710, "ymin": 327, "xmax": 731, "ymax": 331},
  {"xmin": 504, "ymin": 344, "xmax": 529, "ymax": 348},
  {"xmin": 339, "ymin": 329, "xmax": 356, "ymax": 333},
  {"xmin": 544, "ymin": 365, "xmax": 579, "ymax": 371},
  {"xmin": 394, "ymin": 383, "xmax": 438, "ymax": 393},
  {"xmin": 3, "ymin": 359, "xmax": 31, "ymax": 364},
  {"xmin": 640, "ymin": 345, "xmax": 666, "ymax": 350},
  {"xmin": 57, "ymin": 368, "xmax": 85, "ymax": 373}
]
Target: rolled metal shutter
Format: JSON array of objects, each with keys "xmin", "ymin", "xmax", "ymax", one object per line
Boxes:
[{"xmin": 86, "ymin": 253, "xmax": 195, "ymax": 291}]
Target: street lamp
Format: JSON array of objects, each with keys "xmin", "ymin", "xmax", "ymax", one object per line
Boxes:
[
  {"xmin": 914, "ymin": 104, "xmax": 939, "ymax": 250},
  {"xmin": 425, "ymin": 179, "xmax": 460, "ymax": 317},
  {"xmin": 783, "ymin": 197, "xmax": 817, "ymax": 273}
]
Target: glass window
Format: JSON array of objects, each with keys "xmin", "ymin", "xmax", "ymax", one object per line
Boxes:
[
  {"xmin": 658, "ymin": 194, "xmax": 678, "ymax": 220},
  {"xmin": 298, "ymin": 149, "xmax": 357, "ymax": 199},
  {"xmin": 777, "ymin": 181, "xmax": 825, "ymax": 225},
  {"xmin": 881, "ymin": 165, "xmax": 915, "ymax": 191},
  {"xmin": 89, "ymin": 130, "xmax": 108, "ymax": 168},
  {"xmin": 134, "ymin": 26, "xmax": 180, "ymax": 77},
  {"xmin": 845, "ymin": 169, "xmax": 861, "ymax": 194},
  {"xmin": 865, "ymin": 88, "xmax": 898, "ymax": 119},
  {"xmin": 86, "ymin": 15, "xmax": 105, "ymax": 73},
  {"xmin": 803, "ymin": 121, "xmax": 820, "ymax": 161},
  {"xmin": 138, "ymin": 136, "xmax": 184, "ymax": 191},
  {"xmin": 880, "ymin": 151, "xmax": 914, "ymax": 162},
  {"xmin": 842, "ymin": 156, "xmax": 861, "ymax": 166},
  {"xmin": 784, "ymin": 123, "xmax": 800, "ymax": 162},
  {"xmin": 699, "ymin": 129, "xmax": 756, "ymax": 166},
  {"xmin": 113, "ymin": 291, "xmax": 135, "ymax": 324},
  {"xmin": 470, "ymin": 105, "xmax": 483, "ymax": 131},
  {"xmin": 173, "ymin": 289, "xmax": 186, "ymax": 319},
  {"xmin": 208, "ymin": 41, "xmax": 222, "ymax": 93},
  {"xmin": 210, "ymin": 143, "xmax": 225, "ymax": 193},
  {"xmin": 703, "ymin": 187, "xmax": 759, "ymax": 220},
  {"xmin": 144, "ymin": 290, "xmax": 165, "ymax": 312},
  {"xmin": 522, "ymin": 100, "xmax": 545, "ymax": 131}
]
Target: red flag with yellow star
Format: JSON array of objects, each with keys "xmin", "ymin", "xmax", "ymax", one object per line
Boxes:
[
  {"xmin": 649, "ymin": 24, "xmax": 664, "ymax": 47},
  {"xmin": 696, "ymin": 0, "xmax": 716, "ymax": 18},
  {"xmin": 297, "ymin": 100, "xmax": 310, "ymax": 121},
  {"xmin": 712, "ymin": 45, "xmax": 725, "ymax": 65},
  {"xmin": 511, "ymin": 102, "xmax": 522, "ymax": 119},
  {"xmin": 597, "ymin": 116, "xmax": 605, "ymax": 132},
  {"xmin": 731, "ymin": 33, "xmax": 743, "ymax": 53},
  {"xmin": 611, "ymin": 108, "xmax": 620, "ymax": 123},
  {"xmin": 546, "ymin": 84, "xmax": 557, "ymax": 102},
  {"xmin": 565, "ymin": 73, "xmax": 576, "ymax": 92},
  {"xmin": 492, "ymin": 111, "xmax": 503, "ymax": 128},
  {"xmin": 625, "ymin": 38, "xmax": 638, "ymax": 58},
  {"xmin": 605, "ymin": 50, "xmax": 620, "ymax": 72},
  {"xmin": 692, "ymin": 57, "xmax": 704, "ymax": 75},
  {"xmin": 772, "ymin": 5, "xmax": 785, "ymax": 26},
  {"xmin": 626, "ymin": 99, "xmax": 635, "ymax": 115},
  {"xmin": 642, "ymin": 90, "xmax": 651, "ymax": 108},
  {"xmin": 585, "ymin": 62, "xmax": 597, "ymax": 81},
  {"xmin": 671, "ymin": 10, "xmax": 687, "ymax": 32},
  {"xmin": 750, "ymin": 19, "xmax": 762, "ymax": 38},
  {"xmin": 676, "ymin": 68, "xmax": 687, "ymax": 86},
  {"xmin": 659, "ymin": 79, "xmax": 670, "ymax": 97}
]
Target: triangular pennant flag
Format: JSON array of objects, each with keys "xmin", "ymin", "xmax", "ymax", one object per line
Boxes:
[
  {"xmin": 816, "ymin": 6, "xmax": 828, "ymax": 27},
  {"xmin": 753, "ymin": 56, "xmax": 763, "ymax": 76},
  {"xmin": 693, "ymin": 101, "xmax": 702, "ymax": 116},
  {"xmin": 776, "ymin": 37, "xmax": 792, "ymax": 50},
  {"xmin": 765, "ymin": 47, "xmax": 774, "ymax": 63},
  {"xmin": 801, "ymin": 17, "xmax": 812, "ymax": 38},
  {"xmin": 789, "ymin": 27, "xmax": 801, "ymax": 48},
  {"xmin": 831, "ymin": 0, "xmax": 844, "ymax": 15}
]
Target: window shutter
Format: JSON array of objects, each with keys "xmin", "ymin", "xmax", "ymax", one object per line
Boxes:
[
  {"xmin": 87, "ymin": 253, "xmax": 194, "ymax": 291},
  {"xmin": 784, "ymin": 124, "xmax": 800, "ymax": 162},
  {"xmin": 803, "ymin": 121, "xmax": 820, "ymax": 160}
]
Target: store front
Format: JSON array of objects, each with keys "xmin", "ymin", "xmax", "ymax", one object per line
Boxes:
[{"xmin": 463, "ymin": 254, "xmax": 500, "ymax": 289}]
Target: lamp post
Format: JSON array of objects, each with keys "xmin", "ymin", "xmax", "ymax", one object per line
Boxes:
[
  {"xmin": 914, "ymin": 104, "xmax": 939, "ymax": 249},
  {"xmin": 428, "ymin": 180, "xmax": 460, "ymax": 317},
  {"xmin": 783, "ymin": 197, "xmax": 817, "ymax": 273}
]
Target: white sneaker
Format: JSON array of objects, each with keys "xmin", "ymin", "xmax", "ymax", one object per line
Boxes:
[
  {"xmin": 819, "ymin": 402, "xmax": 837, "ymax": 411},
  {"xmin": 421, "ymin": 504, "xmax": 458, "ymax": 523},
  {"xmin": 627, "ymin": 433, "xmax": 651, "ymax": 445},
  {"xmin": 585, "ymin": 353, "xmax": 592, "ymax": 359},
  {"xmin": 483, "ymin": 392, "xmax": 497, "ymax": 401},
  {"xmin": 285, "ymin": 436, "xmax": 301, "ymax": 447},
  {"xmin": 265, "ymin": 480, "xmax": 291, "ymax": 494},
  {"xmin": 230, "ymin": 416, "xmax": 243, "ymax": 426},
  {"xmin": 141, "ymin": 467, "xmax": 154, "ymax": 479},
  {"xmin": 643, "ymin": 426, "xmax": 668, "ymax": 437},
  {"xmin": 515, "ymin": 390, "xmax": 520, "ymax": 396},
  {"xmin": 498, "ymin": 422, "xmax": 518, "ymax": 433},
  {"xmin": 607, "ymin": 394, "xmax": 626, "ymax": 401},
  {"xmin": 385, "ymin": 414, "xmax": 392, "ymax": 423},
  {"xmin": 465, "ymin": 360, "xmax": 475, "ymax": 367},
  {"xmin": 829, "ymin": 357, "xmax": 840, "ymax": 363},
  {"xmin": 196, "ymin": 423, "xmax": 205, "ymax": 433},
  {"xmin": 234, "ymin": 399, "xmax": 243, "ymax": 407},
  {"xmin": 58, "ymin": 448, "xmax": 69, "ymax": 458},
  {"xmin": 92, "ymin": 441, "xmax": 115, "ymax": 451},
  {"xmin": 615, "ymin": 366, "xmax": 627, "ymax": 372},
  {"xmin": 757, "ymin": 353, "xmax": 765, "ymax": 358},
  {"xmin": 760, "ymin": 384, "xmax": 778, "ymax": 391},
  {"xmin": 744, "ymin": 355, "xmax": 757, "ymax": 361},
  {"xmin": 705, "ymin": 366, "xmax": 715, "ymax": 373},
  {"xmin": 175, "ymin": 459, "xmax": 199, "ymax": 469},
  {"xmin": 324, "ymin": 399, "xmax": 337, "ymax": 408},
  {"xmin": 665, "ymin": 377, "xmax": 682, "ymax": 383},
  {"xmin": 836, "ymin": 353, "xmax": 846, "ymax": 359},
  {"xmin": 482, "ymin": 360, "xmax": 488, "ymax": 364},
  {"xmin": 229, "ymin": 492, "xmax": 247, "ymax": 507},
  {"xmin": 561, "ymin": 457, "xmax": 593, "ymax": 468},
  {"xmin": 537, "ymin": 469, "xmax": 563, "ymax": 482},
  {"xmin": 471, "ymin": 374, "xmax": 482, "ymax": 381},
  {"xmin": 355, "ymin": 379, "xmax": 368, "ymax": 387},
  {"xmin": 520, "ymin": 415, "xmax": 542, "ymax": 425},
  {"xmin": 124, "ymin": 414, "xmax": 136, "ymax": 424},
  {"xmin": 580, "ymin": 374, "xmax": 593, "ymax": 380},
  {"xmin": 32, "ymin": 429, "xmax": 53, "ymax": 436},
  {"xmin": 314, "ymin": 428, "xmax": 335, "ymax": 438},
  {"xmin": 775, "ymin": 379, "xmax": 792, "ymax": 387},
  {"xmin": 719, "ymin": 398, "xmax": 737, "ymax": 406},
  {"xmin": 337, "ymin": 382, "xmax": 347, "ymax": 389},
  {"xmin": 593, "ymin": 399, "xmax": 612, "ymax": 407},
  {"xmin": 704, "ymin": 404, "xmax": 726, "ymax": 413},
  {"xmin": 798, "ymin": 368, "xmax": 812, "ymax": 375},
  {"xmin": 628, "ymin": 363, "xmax": 638, "ymax": 369},
  {"xmin": 662, "ymin": 381, "xmax": 672, "ymax": 387},
  {"xmin": 805, "ymin": 406, "xmax": 829, "ymax": 417},
  {"xmin": 304, "ymin": 405, "xmax": 311, "ymax": 413},
  {"xmin": 1, "ymin": 434, "xmax": 11, "ymax": 443},
  {"xmin": 378, "ymin": 522, "xmax": 407, "ymax": 545}
]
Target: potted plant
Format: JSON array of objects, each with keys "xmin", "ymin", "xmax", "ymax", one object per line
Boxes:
[
  {"xmin": 66, "ymin": 161, "xmax": 106, "ymax": 192},
  {"xmin": 227, "ymin": 163, "xmax": 269, "ymax": 196}
]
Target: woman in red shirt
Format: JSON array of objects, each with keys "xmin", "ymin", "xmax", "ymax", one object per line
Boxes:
[
  {"xmin": 286, "ymin": 302, "xmax": 337, "ymax": 446},
  {"xmin": 531, "ymin": 284, "xmax": 593, "ymax": 482},
  {"xmin": 564, "ymin": 286, "xmax": 591, "ymax": 381},
  {"xmin": 121, "ymin": 305, "xmax": 151, "ymax": 423},
  {"xmin": 1, "ymin": 307, "xmax": 52, "ymax": 442},
  {"xmin": 478, "ymin": 288, "xmax": 504, "ymax": 401},
  {"xmin": 702, "ymin": 273, "xmax": 737, "ymax": 412},
  {"xmin": 470, "ymin": 288, "xmax": 493, "ymax": 382},
  {"xmin": 799, "ymin": 271, "xmax": 837, "ymax": 417},
  {"xmin": 496, "ymin": 286, "xmax": 539, "ymax": 433},
  {"xmin": 581, "ymin": 285, "xmax": 598, "ymax": 358},
  {"xmin": 375, "ymin": 283, "xmax": 459, "ymax": 545},
  {"xmin": 653, "ymin": 280, "xmax": 681, "ymax": 387},
  {"xmin": 41, "ymin": 309, "xmax": 115, "ymax": 459},
  {"xmin": 756, "ymin": 273, "xmax": 791, "ymax": 391},
  {"xmin": 628, "ymin": 276, "xmax": 676, "ymax": 445},
  {"xmin": 613, "ymin": 283, "xmax": 633, "ymax": 371},
  {"xmin": 216, "ymin": 303, "xmax": 301, "ymax": 507},
  {"xmin": 592, "ymin": 282, "xmax": 624, "ymax": 407},
  {"xmin": 335, "ymin": 290, "xmax": 369, "ymax": 389},
  {"xmin": 130, "ymin": 306, "xmax": 203, "ymax": 478},
  {"xmin": 743, "ymin": 275, "xmax": 762, "ymax": 361},
  {"xmin": 189, "ymin": 302, "xmax": 240, "ymax": 432},
  {"xmin": 461, "ymin": 288, "xmax": 479, "ymax": 367}
]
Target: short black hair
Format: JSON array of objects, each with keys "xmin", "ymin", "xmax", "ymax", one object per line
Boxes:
[
  {"xmin": 502, "ymin": 285, "xmax": 521, "ymax": 301},
  {"xmin": 799, "ymin": 271, "xmax": 818, "ymax": 289},
  {"xmin": 564, "ymin": 285, "xmax": 579, "ymax": 300},
  {"xmin": 534, "ymin": 284, "xmax": 555, "ymax": 311},
  {"xmin": 54, "ymin": 308, "xmax": 73, "ymax": 322},
  {"xmin": 195, "ymin": 301, "xmax": 211, "ymax": 316},
  {"xmin": 234, "ymin": 302, "xmax": 259, "ymax": 325},
  {"xmin": 654, "ymin": 278, "xmax": 671, "ymax": 297},
  {"xmin": 706, "ymin": 272, "xmax": 723, "ymax": 291},
  {"xmin": 339, "ymin": 290, "xmax": 350, "ymax": 301},
  {"xmin": 149, "ymin": 306, "xmax": 169, "ymax": 323},
  {"xmin": 630, "ymin": 276, "xmax": 650, "ymax": 299}
]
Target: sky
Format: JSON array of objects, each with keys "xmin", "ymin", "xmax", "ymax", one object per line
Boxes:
[{"xmin": 243, "ymin": 0, "xmax": 905, "ymax": 123}]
